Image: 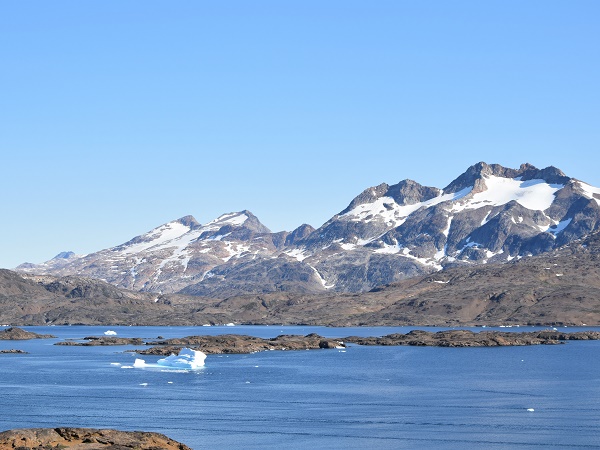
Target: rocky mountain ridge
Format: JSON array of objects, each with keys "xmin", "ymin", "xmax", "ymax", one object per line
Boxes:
[
  {"xmin": 16, "ymin": 162, "xmax": 600, "ymax": 297},
  {"xmin": 2, "ymin": 228, "xmax": 600, "ymax": 325}
]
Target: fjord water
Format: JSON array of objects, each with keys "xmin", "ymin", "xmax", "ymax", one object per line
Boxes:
[{"xmin": 1, "ymin": 326, "xmax": 600, "ymax": 449}]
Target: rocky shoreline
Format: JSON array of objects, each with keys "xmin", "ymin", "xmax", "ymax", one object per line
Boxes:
[
  {"xmin": 50, "ymin": 329, "xmax": 600, "ymax": 354},
  {"xmin": 344, "ymin": 329, "xmax": 600, "ymax": 347},
  {"xmin": 0, "ymin": 427, "xmax": 190, "ymax": 449},
  {"xmin": 5, "ymin": 326, "xmax": 600, "ymax": 355}
]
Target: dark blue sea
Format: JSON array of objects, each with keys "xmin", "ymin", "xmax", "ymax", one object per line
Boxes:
[{"xmin": 1, "ymin": 325, "xmax": 600, "ymax": 449}]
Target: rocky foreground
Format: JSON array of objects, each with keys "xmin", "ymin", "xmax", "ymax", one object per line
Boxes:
[
  {"xmin": 0, "ymin": 427, "xmax": 190, "ymax": 450},
  {"xmin": 52, "ymin": 329, "xmax": 600, "ymax": 354}
]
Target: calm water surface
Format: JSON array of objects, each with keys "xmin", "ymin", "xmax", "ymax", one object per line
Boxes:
[{"xmin": 1, "ymin": 325, "xmax": 599, "ymax": 449}]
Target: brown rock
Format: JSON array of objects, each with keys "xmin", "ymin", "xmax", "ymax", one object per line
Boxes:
[{"xmin": 0, "ymin": 427, "xmax": 191, "ymax": 449}]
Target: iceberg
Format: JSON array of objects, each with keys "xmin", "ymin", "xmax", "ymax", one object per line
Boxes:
[
  {"xmin": 104, "ymin": 330, "xmax": 117, "ymax": 336},
  {"xmin": 130, "ymin": 348, "xmax": 206, "ymax": 370},
  {"xmin": 157, "ymin": 348, "xmax": 206, "ymax": 370}
]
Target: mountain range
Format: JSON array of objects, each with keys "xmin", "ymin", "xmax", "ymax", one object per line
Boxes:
[
  {"xmin": 2, "ymin": 227, "xmax": 600, "ymax": 326},
  {"xmin": 16, "ymin": 162, "xmax": 600, "ymax": 298}
]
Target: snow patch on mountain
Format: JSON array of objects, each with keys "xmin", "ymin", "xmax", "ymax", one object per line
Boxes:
[
  {"xmin": 283, "ymin": 248, "xmax": 310, "ymax": 262},
  {"xmin": 578, "ymin": 182, "xmax": 600, "ymax": 205},
  {"xmin": 308, "ymin": 264, "xmax": 334, "ymax": 289},
  {"xmin": 119, "ymin": 221, "xmax": 192, "ymax": 255},
  {"xmin": 452, "ymin": 177, "xmax": 563, "ymax": 212},
  {"xmin": 203, "ymin": 212, "xmax": 249, "ymax": 231},
  {"xmin": 342, "ymin": 186, "xmax": 472, "ymax": 226},
  {"xmin": 375, "ymin": 245, "xmax": 443, "ymax": 270},
  {"xmin": 539, "ymin": 218, "xmax": 572, "ymax": 237}
]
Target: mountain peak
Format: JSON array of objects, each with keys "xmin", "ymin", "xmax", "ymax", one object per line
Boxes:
[
  {"xmin": 340, "ymin": 179, "xmax": 440, "ymax": 215},
  {"xmin": 205, "ymin": 210, "xmax": 271, "ymax": 234},
  {"xmin": 175, "ymin": 215, "xmax": 201, "ymax": 228},
  {"xmin": 14, "ymin": 161, "xmax": 600, "ymax": 298},
  {"xmin": 443, "ymin": 162, "xmax": 518, "ymax": 193},
  {"xmin": 443, "ymin": 162, "xmax": 571, "ymax": 194},
  {"xmin": 52, "ymin": 251, "xmax": 76, "ymax": 260}
]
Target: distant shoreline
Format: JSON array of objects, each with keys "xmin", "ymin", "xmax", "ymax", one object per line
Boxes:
[{"xmin": 36, "ymin": 329, "xmax": 600, "ymax": 353}]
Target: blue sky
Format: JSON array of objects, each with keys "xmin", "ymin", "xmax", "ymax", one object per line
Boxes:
[{"xmin": 1, "ymin": 1, "xmax": 599, "ymax": 268}]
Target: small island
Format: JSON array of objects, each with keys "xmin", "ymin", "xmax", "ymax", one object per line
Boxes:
[
  {"xmin": 0, "ymin": 349, "xmax": 28, "ymax": 354},
  {"xmin": 0, "ymin": 327, "xmax": 56, "ymax": 340}
]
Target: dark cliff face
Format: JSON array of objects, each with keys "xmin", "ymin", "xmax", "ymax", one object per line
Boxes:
[{"xmin": 13, "ymin": 162, "xmax": 600, "ymax": 297}]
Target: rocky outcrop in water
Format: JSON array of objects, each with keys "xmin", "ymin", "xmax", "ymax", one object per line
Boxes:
[
  {"xmin": 56, "ymin": 333, "xmax": 344, "ymax": 354},
  {"xmin": 0, "ymin": 327, "xmax": 55, "ymax": 340},
  {"xmin": 52, "ymin": 330, "xmax": 600, "ymax": 354},
  {"xmin": 0, "ymin": 427, "xmax": 191, "ymax": 449},
  {"xmin": 56, "ymin": 336, "xmax": 145, "ymax": 346},
  {"xmin": 344, "ymin": 330, "xmax": 600, "ymax": 347}
]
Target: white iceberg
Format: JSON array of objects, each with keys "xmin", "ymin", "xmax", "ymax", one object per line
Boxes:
[
  {"xmin": 104, "ymin": 330, "xmax": 117, "ymax": 336},
  {"xmin": 157, "ymin": 348, "xmax": 206, "ymax": 369},
  {"xmin": 131, "ymin": 348, "xmax": 206, "ymax": 370},
  {"xmin": 133, "ymin": 358, "xmax": 147, "ymax": 368}
]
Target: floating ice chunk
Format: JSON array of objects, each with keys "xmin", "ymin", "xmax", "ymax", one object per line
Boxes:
[
  {"xmin": 527, "ymin": 408, "xmax": 535, "ymax": 412},
  {"xmin": 157, "ymin": 348, "xmax": 206, "ymax": 370},
  {"xmin": 225, "ymin": 323, "xmax": 235, "ymax": 327},
  {"xmin": 110, "ymin": 362, "xmax": 121, "ymax": 366},
  {"xmin": 104, "ymin": 330, "xmax": 117, "ymax": 336},
  {"xmin": 130, "ymin": 348, "xmax": 206, "ymax": 370},
  {"xmin": 120, "ymin": 365, "xmax": 134, "ymax": 369},
  {"xmin": 139, "ymin": 382, "xmax": 148, "ymax": 386}
]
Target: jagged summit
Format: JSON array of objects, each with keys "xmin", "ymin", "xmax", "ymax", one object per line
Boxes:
[
  {"xmin": 341, "ymin": 179, "xmax": 441, "ymax": 215},
  {"xmin": 16, "ymin": 162, "xmax": 600, "ymax": 297},
  {"xmin": 53, "ymin": 251, "xmax": 76, "ymax": 260},
  {"xmin": 175, "ymin": 215, "xmax": 201, "ymax": 228},
  {"xmin": 441, "ymin": 162, "xmax": 569, "ymax": 194}
]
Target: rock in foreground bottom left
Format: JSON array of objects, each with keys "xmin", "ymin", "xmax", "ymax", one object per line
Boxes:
[{"xmin": 0, "ymin": 427, "xmax": 191, "ymax": 449}]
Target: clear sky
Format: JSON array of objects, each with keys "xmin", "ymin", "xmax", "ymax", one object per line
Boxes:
[{"xmin": 1, "ymin": 1, "xmax": 599, "ymax": 269}]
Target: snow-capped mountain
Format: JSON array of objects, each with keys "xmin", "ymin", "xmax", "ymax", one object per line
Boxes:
[{"xmin": 17, "ymin": 162, "xmax": 600, "ymax": 296}]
